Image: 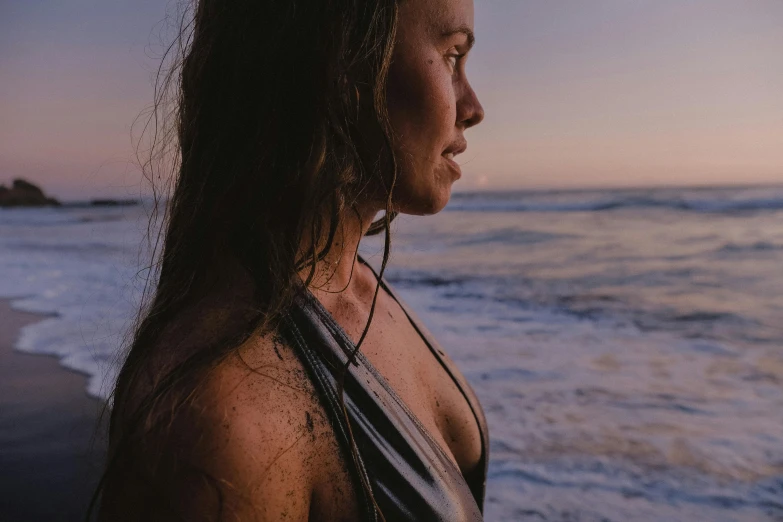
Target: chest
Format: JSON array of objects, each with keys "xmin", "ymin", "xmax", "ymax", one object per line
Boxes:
[{"xmin": 326, "ymin": 290, "xmax": 483, "ymax": 476}]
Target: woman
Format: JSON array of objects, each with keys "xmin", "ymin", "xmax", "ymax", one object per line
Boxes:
[{"xmin": 95, "ymin": 0, "xmax": 486, "ymax": 520}]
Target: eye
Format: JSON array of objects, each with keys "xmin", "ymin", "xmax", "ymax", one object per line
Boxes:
[{"xmin": 446, "ymin": 52, "xmax": 465, "ymax": 71}]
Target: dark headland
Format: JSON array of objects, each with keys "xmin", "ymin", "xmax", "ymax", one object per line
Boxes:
[
  {"xmin": 0, "ymin": 179, "xmax": 60, "ymax": 207},
  {"xmin": 0, "ymin": 178, "xmax": 139, "ymax": 208}
]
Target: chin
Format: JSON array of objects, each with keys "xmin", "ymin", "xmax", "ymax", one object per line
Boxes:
[
  {"xmin": 426, "ymin": 185, "xmax": 453, "ymax": 214},
  {"xmin": 388, "ymin": 159, "xmax": 458, "ymax": 215},
  {"xmin": 393, "ymin": 182, "xmax": 453, "ymax": 216}
]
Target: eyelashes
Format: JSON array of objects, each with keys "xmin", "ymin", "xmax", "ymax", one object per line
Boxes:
[{"xmin": 446, "ymin": 53, "xmax": 466, "ymax": 71}]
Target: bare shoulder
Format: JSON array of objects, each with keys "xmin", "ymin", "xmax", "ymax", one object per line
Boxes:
[
  {"xmin": 183, "ymin": 330, "xmax": 324, "ymax": 519},
  {"xmin": 105, "ymin": 327, "xmax": 358, "ymax": 521}
]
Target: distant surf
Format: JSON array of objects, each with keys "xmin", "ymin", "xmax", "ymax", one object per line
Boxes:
[{"xmin": 447, "ymin": 185, "xmax": 783, "ymax": 214}]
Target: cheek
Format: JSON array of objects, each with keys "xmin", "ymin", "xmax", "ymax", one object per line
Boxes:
[{"xmin": 387, "ymin": 59, "xmax": 456, "ymax": 154}]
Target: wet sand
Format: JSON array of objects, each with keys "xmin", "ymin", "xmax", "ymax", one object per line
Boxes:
[{"xmin": 0, "ymin": 299, "xmax": 107, "ymax": 522}]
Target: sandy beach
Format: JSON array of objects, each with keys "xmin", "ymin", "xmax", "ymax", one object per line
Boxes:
[{"xmin": 0, "ymin": 299, "xmax": 107, "ymax": 522}]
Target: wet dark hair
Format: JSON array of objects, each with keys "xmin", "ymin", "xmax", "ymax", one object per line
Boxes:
[{"xmin": 89, "ymin": 0, "xmax": 401, "ymax": 519}]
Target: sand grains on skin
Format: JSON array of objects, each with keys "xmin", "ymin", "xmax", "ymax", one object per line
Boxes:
[{"xmin": 170, "ymin": 329, "xmax": 362, "ymax": 521}]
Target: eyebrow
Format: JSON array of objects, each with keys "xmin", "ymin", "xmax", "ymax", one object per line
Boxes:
[{"xmin": 442, "ymin": 25, "xmax": 475, "ymax": 50}]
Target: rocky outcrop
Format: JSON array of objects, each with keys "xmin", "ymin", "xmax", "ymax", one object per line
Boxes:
[{"xmin": 0, "ymin": 179, "xmax": 60, "ymax": 207}]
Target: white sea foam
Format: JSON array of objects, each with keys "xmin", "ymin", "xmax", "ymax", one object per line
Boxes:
[{"xmin": 0, "ymin": 205, "xmax": 153, "ymax": 399}]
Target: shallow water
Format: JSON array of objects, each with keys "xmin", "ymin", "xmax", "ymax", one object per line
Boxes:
[
  {"xmin": 2, "ymin": 185, "xmax": 782, "ymax": 520},
  {"xmin": 360, "ymin": 186, "xmax": 783, "ymax": 521}
]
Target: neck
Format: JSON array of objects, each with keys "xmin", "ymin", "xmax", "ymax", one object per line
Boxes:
[{"xmin": 297, "ymin": 201, "xmax": 382, "ymax": 295}]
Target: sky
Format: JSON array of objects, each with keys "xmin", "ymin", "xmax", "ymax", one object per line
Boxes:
[{"xmin": 1, "ymin": 1, "xmax": 782, "ymax": 200}]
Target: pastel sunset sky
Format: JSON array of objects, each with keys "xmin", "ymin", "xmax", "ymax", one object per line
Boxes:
[{"xmin": 1, "ymin": 1, "xmax": 782, "ymax": 200}]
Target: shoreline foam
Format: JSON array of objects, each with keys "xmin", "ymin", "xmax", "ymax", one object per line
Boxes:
[{"xmin": 0, "ymin": 299, "xmax": 107, "ymax": 521}]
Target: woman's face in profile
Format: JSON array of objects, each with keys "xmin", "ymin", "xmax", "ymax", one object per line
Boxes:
[{"xmin": 386, "ymin": 0, "xmax": 484, "ymax": 215}]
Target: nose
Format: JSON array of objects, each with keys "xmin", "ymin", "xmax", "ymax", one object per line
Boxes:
[{"xmin": 457, "ymin": 81, "xmax": 485, "ymax": 130}]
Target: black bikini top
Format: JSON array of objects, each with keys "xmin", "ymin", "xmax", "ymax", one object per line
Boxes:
[{"xmin": 281, "ymin": 257, "xmax": 489, "ymax": 521}]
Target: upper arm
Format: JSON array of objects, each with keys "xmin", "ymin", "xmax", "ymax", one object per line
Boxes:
[
  {"xmin": 103, "ymin": 332, "xmax": 326, "ymax": 522},
  {"xmin": 176, "ymin": 368, "xmax": 318, "ymax": 521}
]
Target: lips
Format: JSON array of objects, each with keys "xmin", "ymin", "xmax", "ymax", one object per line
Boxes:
[
  {"xmin": 441, "ymin": 146, "xmax": 465, "ymax": 179},
  {"xmin": 442, "ymin": 140, "xmax": 467, "ymax": 159}
]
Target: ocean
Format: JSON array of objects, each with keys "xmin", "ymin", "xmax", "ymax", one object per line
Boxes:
[{"xmin": 1, "ymin": 185, "xmax": 782, "ymax": 521}]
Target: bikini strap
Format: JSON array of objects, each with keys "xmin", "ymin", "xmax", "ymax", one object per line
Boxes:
[
  {"xmin": 280, "ymin": 307, "xmax": 379, "ymax": 522},
  {"xmin": 357, "ymin": 255, "xmax": 490, "ymax": 510}
]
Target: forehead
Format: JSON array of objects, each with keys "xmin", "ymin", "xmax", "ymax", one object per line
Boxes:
[{"xmin": 398, "ymin": 0, "xmax": 475, "ymax": 35}]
